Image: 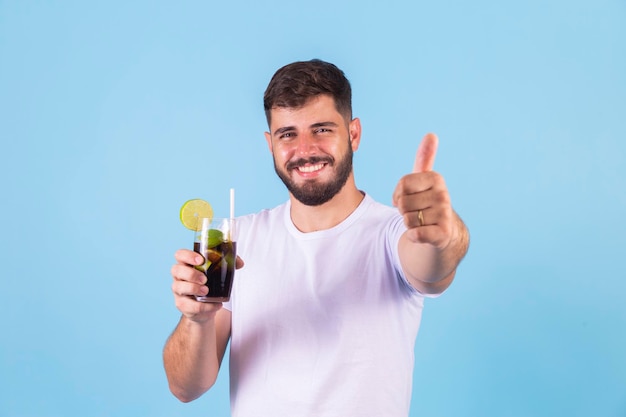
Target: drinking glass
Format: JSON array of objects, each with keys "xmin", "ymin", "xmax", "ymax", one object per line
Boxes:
[{"xmin": 193, "ymin": 217, "xmax": 237, "ymax": 302}]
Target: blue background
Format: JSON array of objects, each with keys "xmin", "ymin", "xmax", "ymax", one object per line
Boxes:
[{"xmin": 1, "ymin": 1, "xmax": 625, "ymax": 416}]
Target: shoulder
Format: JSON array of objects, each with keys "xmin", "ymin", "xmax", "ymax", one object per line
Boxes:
[
  {"xmin": 360, "ymin": 193, "xmax": 404, "ymax": 226},
  {"xmin": 235, "ymin": 200, "xmax": 289, "ymax": 239},
  {"xmin": 359, "ymin": 194, "xmax": 408, "ymax": 247},
  {"xmin": 237, "ymin": 201, "xmax": 287, "ymax": 223}
]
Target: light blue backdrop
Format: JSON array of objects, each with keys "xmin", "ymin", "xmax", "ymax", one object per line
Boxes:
[{"xmin": 1, "ymin": 1, "xmax": 624, "ymax": 416}]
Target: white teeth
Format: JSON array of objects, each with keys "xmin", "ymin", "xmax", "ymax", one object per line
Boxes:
[{"xmin": 298, "ymin": 163, "xmax": 324, "ymax": 173}]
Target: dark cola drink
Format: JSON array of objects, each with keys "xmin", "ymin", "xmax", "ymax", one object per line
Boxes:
[{"xmin": 194, "ymin": 240, "xmax": 237, "ymax": 302}]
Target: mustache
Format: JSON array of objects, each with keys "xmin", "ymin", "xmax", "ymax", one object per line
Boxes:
[{"xmin": 286, "ymin": 156, "xmax": 334, "ymax": 171}]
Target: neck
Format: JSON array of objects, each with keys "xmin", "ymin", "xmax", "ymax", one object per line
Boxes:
[{"xmin": 289, "ymin": 175, "xmax": 364, "ymax": 233}]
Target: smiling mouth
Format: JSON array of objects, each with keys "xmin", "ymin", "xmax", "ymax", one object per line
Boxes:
[
  {"xmin": 296, "ymin": 163, "xmax": 326, "ymax": 173},
  {"xmin": 287, "ymin": 156, "xmax": 333, "ymax": 174}
]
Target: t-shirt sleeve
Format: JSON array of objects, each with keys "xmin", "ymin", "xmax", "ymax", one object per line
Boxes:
[{"xmin": 385, "ymin": 214, "xmax": 442, "ymax": 298}]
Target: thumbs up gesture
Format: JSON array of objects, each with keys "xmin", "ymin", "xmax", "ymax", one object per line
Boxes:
[{"xmin": 392, "ymin": 133, "xmax": 455, "ymax": 249}]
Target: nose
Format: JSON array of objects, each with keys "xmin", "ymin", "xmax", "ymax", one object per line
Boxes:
[{"xmin": 294, "ymin": 132, "xmax": 317, "ymax": 156}]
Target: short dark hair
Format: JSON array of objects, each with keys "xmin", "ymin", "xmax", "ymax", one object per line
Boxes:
[{"xmin": 263, "ymin": 59, "xmax": 352, "ymax": 125}]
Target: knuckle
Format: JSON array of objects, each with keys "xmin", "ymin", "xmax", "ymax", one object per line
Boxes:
[
  {"xmin": 433, "ymin": 189, "xmax": 450, "ymax": 205},
  {"xmin": 432, "ymin": 172, "xmax": 445, "ymax": 184},
  {"xmin": 403, "ymin": 212, "xmax": 415, "ymax": 228},
  {"xmin": 396, "ymin": 195, "xmax": 408, "ymax": 213},
  {"xmin": 175, "ymin": 297, "xmax": 189, "ymax": 312},
  {"xmin": 170, "ymin": 264, "xmax": 180, "ymax": 278},
  {"xmin": 398, "ymin": 175, "xmax": 414, "ymax": 193},
  {"xmin": 175, "ymin": 248, "xmax": 195, "ymax": 264}
]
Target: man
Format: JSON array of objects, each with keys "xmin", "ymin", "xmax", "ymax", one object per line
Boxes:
[{"xmin": 164, "ymin": 59, "xmax": 469, "ymax": 416}]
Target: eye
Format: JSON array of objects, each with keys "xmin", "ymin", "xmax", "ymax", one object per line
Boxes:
[{"xmin": 278, "ymin": 131, "xmax": 295, "ymax": 140}]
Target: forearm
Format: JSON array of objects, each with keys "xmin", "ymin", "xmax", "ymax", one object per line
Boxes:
[
  {"xmin": 163, "ymin": 315, "xmax": 221, "ymax": 402},
  {"xmin": 400, "ymin": 212, "xmax": 469, "ymax": 293}
]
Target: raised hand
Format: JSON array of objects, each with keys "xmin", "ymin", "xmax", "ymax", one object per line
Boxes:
[{"xmin": 393, "ymin": 133, "xmax": 455, "ymax": 249}]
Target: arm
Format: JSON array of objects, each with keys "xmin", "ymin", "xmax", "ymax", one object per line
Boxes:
[
  {"xmin": 398, "ymin": 210, "xmax": 469, "ymax": 294},
  {"xmin": 393, "ymin": 133, "xmax": 470, "ymax": 294},
  {"xmin": 163, "ymin": 249, "xmax": 233, "ymax": 402}
]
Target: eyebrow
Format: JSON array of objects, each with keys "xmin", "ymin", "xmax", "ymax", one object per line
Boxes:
[
  {"xmin": 311, "ymin": 121, "xmax": 339, "ymax": 129},
  {"xmin": 273, "ymin": 121, "xmax": 339, "ymax": 137},
  {"xmin": 273, "ymin": 126, "xmax": 296, "ymax": 136}
]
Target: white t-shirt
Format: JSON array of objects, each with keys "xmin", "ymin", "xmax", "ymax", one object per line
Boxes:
[{"xmin": 224, "ymin": 194, "xmax": 428, "ymax": 417}]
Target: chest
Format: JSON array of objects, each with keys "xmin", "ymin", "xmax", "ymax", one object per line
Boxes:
[{"xmin": 240, "ymin": 229, "xmax": 396, "ymax": 300}]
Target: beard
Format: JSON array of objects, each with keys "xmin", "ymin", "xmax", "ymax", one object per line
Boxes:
[{"xmin": 274, "ymin": 143, "xmax": 354, "ymax": 206}]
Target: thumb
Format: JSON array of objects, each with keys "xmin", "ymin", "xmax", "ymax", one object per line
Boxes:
[{"xmin": 413, "ymin": 133, "xmax": 439, "ymax": 173}]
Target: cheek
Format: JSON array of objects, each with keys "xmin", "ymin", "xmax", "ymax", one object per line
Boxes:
[{"xmin": 273, "ymin": 144, "xmax": 295, "ymax": 164}]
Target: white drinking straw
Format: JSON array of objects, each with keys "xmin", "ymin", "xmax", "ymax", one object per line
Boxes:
[
  {"xmin": 230, "ymin": 188, "xmax": 235, "ymax": 220},
  {"xmin": 229, "ymin": 188, "xmax": 235, "ymax": 240}
]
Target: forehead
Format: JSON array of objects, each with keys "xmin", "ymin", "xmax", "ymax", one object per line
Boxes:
[{"xmin": 268, "ymin": 95, "xmax": 343, "ymax": 129}]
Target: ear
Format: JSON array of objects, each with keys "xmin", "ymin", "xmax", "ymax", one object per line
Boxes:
[
  {"xmin": 264, "ymin": 131, "xmax": 273, "ymax": 153},
  {"xmin": 349, "ymin": 118, "xmax": 362, "ymax": 151}
]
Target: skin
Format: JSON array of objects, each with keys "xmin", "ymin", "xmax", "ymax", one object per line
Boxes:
[{"xmin": 163, "ymin": 94, "xmax": 469, "ymax": 402}]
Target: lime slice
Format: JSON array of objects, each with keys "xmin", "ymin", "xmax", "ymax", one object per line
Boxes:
[
  {"xmin": 195, "ymin": 259, "xmax": 212, "ymax": 273},
  {"xmin": 180, "ymin": 199, "xmax": 213, "ymax": 231},
  {"xmin": 205, "ymin": 249, "xmax": 223, "ymax": 263},
  {"xmin": 194, "ymin": 249, "xmax": 222, "ymax": 273},
  {"xmin": 207, "ymin": 229, "xmax": 224, "ymax": 248}
]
